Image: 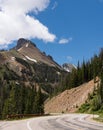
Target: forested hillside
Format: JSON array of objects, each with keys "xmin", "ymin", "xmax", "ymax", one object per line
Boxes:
[
  {"xmin": 0, "ymin": 39, "xmax": 103, "ymax": 119},
  {"xmin": 0, "ymin": 39, "xmax": 67, "ymax": 119},
  {"xmin": 46, "ymin": 48, "xmax": 103, "ymax": 114},
  {"xmin": 56, "ymin": 48, "xmax": 103, "ymax": 113},
  {"xmin": 0, "ymin": 73, "xmax": 44, "ymax": 119}
]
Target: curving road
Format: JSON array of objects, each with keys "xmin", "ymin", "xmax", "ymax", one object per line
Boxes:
[{"xmin": 0, "ymin": 114, "xmax": 103, "ymax": 130}]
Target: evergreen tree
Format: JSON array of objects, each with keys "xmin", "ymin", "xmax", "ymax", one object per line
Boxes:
[
  {"xmin": 33, "ymin": 87, "xmax": 44, "ymax": 114},
  {"xmin": 3, "ymin": 82, "xmax": 17, "ymax": 118},
  {"xmin": 25, "ymin": 87, "xmax": 35, "ymax": 114}
]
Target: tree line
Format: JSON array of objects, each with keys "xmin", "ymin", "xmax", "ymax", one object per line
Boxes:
[
  {"xmin": 60, "ymin": 48, "xmax": 103, "ymax": 112},
  {"xmin": 55, "ymin": 48, "xmax": 102, "ymax": 91},
  {"xmin": 0, "ymin": 80, "xmax": 44, "ymax": 119}
]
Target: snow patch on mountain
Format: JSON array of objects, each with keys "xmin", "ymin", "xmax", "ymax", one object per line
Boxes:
[
  {"xmin": 25, "ymin": 56, "xmax": 37, "ymax": 63},
  {"xmin": 26, "ymin": 43, "xmax": 29, "ymax": 47},
  {"xmin": 11, "ymin": 57, "xmax": 15, "ymax": 61},
  {"xmin": 23, "ymin": 58, "xmax": 27, "ymax": 61},
  {"xmin": 17, "ymin": 47, "xmax": 23, "ymax": 51},
  {"xmin": 62, "ymin": 63, "xmax": 77, "ymax": 72},
  {"xmin": 63, "ymin": 67, "xmax": 70, "ymax": 72}
]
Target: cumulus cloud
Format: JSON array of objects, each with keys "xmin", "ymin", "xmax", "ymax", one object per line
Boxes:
[
  {"xmin": 59, "ymin": 37, "xmax": 72, "ymax": 44},
  {"xmin": 0, "ymin": 0, "xmax": 56, "ymax": 48}
]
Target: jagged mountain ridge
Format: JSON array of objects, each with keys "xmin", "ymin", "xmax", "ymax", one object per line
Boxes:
[
  {"xmin": 11, "ymin": 38, "xmax": 61, "ymax": 68},
  {"xmin": 14, "ymin": 38, "xmax": 37, "ymax": 50},
  {"xmin": 0, "ymin": 38, "xmax": 67, "ymax": 94},
  {"xmin": 0, "ymin": 38, "xmax": 62, "ymax": 74}
]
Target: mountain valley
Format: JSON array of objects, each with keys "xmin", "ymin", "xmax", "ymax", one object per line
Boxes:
[{"xmin": 0, "ymin": 38, "xmax": 103, "ymax": 119}]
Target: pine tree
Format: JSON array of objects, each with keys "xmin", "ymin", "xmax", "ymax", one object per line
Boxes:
[
  {"xmin": 100, "ymin": 70, "xmax": 103, "ymax": 104},
  {"xmin": 3, "ymin": 82, "xmax": 17, "ymax": 118},
  {"xmin": 33, "ymin": 87, "xmax": 44, "ymax": 114},
  {"xmin": 25, "ymin": 87, "xmax": 35, "ymax": 114}
]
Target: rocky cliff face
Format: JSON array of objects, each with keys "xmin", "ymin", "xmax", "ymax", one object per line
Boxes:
[{"xmin": 14, "ymin": 38, "xmax": 36, "ymax": 50}]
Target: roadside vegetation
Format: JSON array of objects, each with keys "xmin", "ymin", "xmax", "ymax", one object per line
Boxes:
[
  {"xmin": 0, "ymin": 80, "xmax": 44, "ymax": 120},
  {"xmin": 74, "ymin": 48, "xmax": 103, "ymax": 119}
]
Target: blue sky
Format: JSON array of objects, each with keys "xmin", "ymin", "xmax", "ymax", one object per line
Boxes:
[
  {"xmin": 0, "ymin": 0, "xmax": 103, "ymax": 66},
  {"xmin": 33, "ymin": 0, "xmax": 103, "ymax": 65}
]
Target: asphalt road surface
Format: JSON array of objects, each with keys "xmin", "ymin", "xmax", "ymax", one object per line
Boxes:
[{"xmin": 0, "ymin": 114, "xmax": 103, "ymax": 130}]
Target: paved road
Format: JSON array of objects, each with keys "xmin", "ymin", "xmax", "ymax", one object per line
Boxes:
[{"xmin": 0, "ymin": 114, "xmax": 103, "ymax": 130}]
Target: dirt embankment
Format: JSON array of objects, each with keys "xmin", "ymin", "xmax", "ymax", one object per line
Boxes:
[{"xmin": 44, "ymin": 78, "xmax": 99, "ymax": 113}]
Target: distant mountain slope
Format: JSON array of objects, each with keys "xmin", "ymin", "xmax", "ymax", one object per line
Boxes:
[
  {"xmin": 62, "ymin": 63, "xmax": 77, "ymax": 72},
  {"xmin": 15, "ymin": 38, "xmax": 61, "ymax": 68},
  {"xmin": 44, "ymin": 78, "xmax": 99, "ymax": 113},
  {"xmin": 0, "ymin": 38, "xmax": 62, "ymax": 75},
  {"xmin": 0, "ymin": 38, "xmax": 67, "ymax": 95},
  {"xmin": 0, "ymin": 38, "xmax": 61, "ymax": 68}
]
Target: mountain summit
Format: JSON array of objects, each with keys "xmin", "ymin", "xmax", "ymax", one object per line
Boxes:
[
  {"xmin": 0, "ymin": 38, "xmax": 66, "ymax": 95},
  {"xmin": 11, "ymin": 38, "xmax": 61, "ymax": 68},
  {"xmin": 14, "ymin": 38, "xmax": 36, "ymax": 50}
]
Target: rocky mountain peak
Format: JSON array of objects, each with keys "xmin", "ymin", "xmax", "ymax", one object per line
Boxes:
[
  {"xmin": 14, "ymin": 38, "xmax": 36, "ymax": 50},
  {"xmin": 62, "ymin": 63, "xmax": 77, "ymax": 72}
]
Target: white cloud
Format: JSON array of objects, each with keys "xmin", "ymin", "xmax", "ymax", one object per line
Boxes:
[
  {"xmin": 59, "ymin": 37, "xmax": 72, "ymax": 44},
  {"xmin": 52, "ymin": 1, "xmax": 58, "ymax": 10},
  {"xmin": 0, "ymin": 0, "xmax": 56, "ymax": 48},
  {"xmin": 67, "ymin": 56, "xmax": 73, "ymax": 62}
]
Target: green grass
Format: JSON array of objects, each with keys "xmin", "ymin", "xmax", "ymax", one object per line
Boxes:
[
  {"xmin": 77, "ymin": 103, "xmax": 90, "ymax": 113},
  {"xmin": 94, "ymin": 114, "xmax": 103, "ymax": 122}
]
